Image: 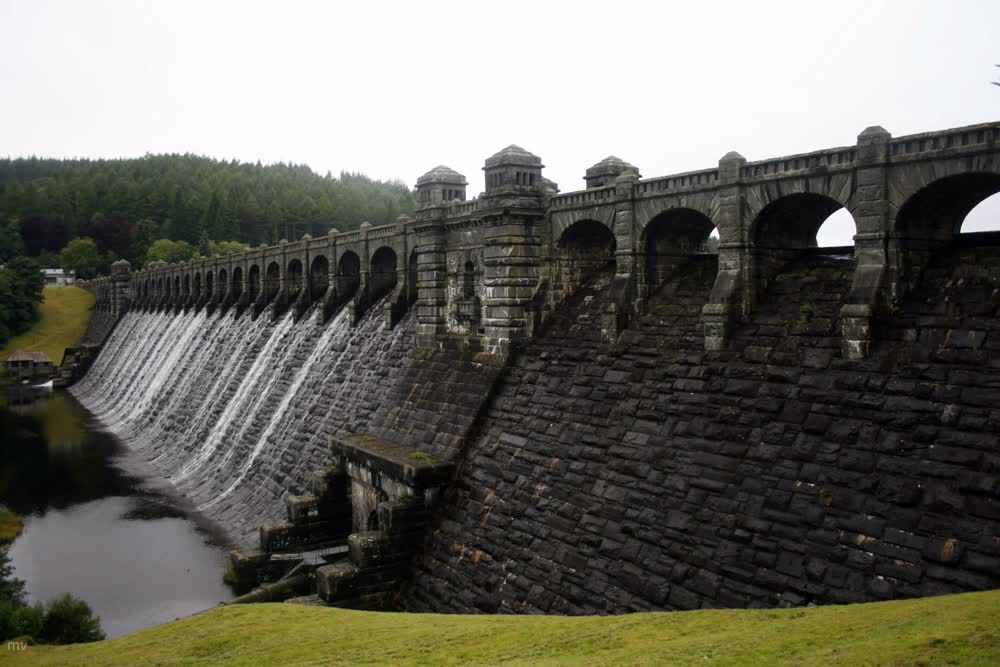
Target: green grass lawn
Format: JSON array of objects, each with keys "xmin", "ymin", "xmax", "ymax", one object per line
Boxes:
[
  {"xmin": 3, "ymin": 590, "xmax": 998, "ymax": 666},
  {"xmin": 0, "ymin": 286, "xmax": 94, "ymax": 367}
]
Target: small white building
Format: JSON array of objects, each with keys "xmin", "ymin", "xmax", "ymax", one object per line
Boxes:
[{"xmin": 42, "ymin": 268, "xmax": 75, "ymax": 286}]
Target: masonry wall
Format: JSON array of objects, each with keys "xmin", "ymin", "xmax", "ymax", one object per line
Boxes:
[{"xmin": 403, "ymin": 243, "xmax": 1000, "ymax": 614}]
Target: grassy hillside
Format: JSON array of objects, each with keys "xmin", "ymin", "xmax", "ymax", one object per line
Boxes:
[
  {"xmin": 0, "ymin": 286, "xmax": 94, "ymax": 367},
  {"xmin": 3, "ymin": 590, "xmax": 998, "ymax": 666}
]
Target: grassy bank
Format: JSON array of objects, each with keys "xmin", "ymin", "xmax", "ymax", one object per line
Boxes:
[
  {"xmin": 3, "ymin": 590, "xmax": 998, "ymax": 666},
  {"xmin": 0, "ymin": 286, "xmax": 94, "ymax": 367},
  {"xmin": 0, "ymin": 510, "xmax": 22, "ymax": 544}
]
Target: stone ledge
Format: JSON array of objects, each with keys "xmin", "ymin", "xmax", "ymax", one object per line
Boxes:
[{"xmin": 332, "ymin": 434, "xmax": 454, "ymax": 488}]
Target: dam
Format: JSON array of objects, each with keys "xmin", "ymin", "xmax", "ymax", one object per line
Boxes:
[{"xmin": 73, "ymin": 121, "xmax": 1000, "ymax": 613}]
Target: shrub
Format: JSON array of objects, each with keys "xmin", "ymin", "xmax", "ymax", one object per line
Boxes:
[
  {"xmin": 37, "ymin": 593, "xmax": 104, "ymax": 644},
  {"xmin": 0, "ymin": 597, "xmax": 44, "ymax": 641}
]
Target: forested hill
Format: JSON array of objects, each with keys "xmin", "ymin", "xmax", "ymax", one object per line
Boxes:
[{"xmin": 0, "ymin": 155, "xmax": 415, "ymax": 265}]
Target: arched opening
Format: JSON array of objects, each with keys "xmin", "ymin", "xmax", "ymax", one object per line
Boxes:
[
  {"xmin": 454, "ymin": 258, "xmax": 481, "ymax": 331},
  {"xmin": 173, "ymin": 276, "xmax": 181, "ymax": 299},
  {"xmin": 895, "ymin": 173, "xmax": 1000, "ymax": 295},
  {"xmin": 462, "ymin": 260, "xmax": 476, "ymax": 299},
  {"xmin": 752, "ymin": 193, "xmax": 858, "ymax": 301},
  {"xmin": 555, "ymin": 219, "xmax": 616, "ymax": 298},
  {"xmin": 310, "ymin": 255, "xmax": 330, "ymax": 301},
  {"xmin": 194, "ymin": 272, "xmax": 202, "ymax": 298},
  {"xmin": 247, "ymin": 265, "xmax": 260, "ymax": 301},
  {"xmin": 205, "ymin": 272, "xmax": 214, "ymax": 297},
  {"xmin": 227, "ymin": 267, "xmax": 239, "ymax": 298},
  {"xmin": 961, "ymin": 192, "xmax": 1000, "ymax": 234},
  {"xmin": 183, "ymin": 274, "xmax": 191, "ymax": 299},
  {"xmin": 157, "ymin": 278, "xmax": 164, "ymax": 299},
  {"xmin": 143, "ymin": 279, "xmax": 150, "ymax": 300},
  {"xmin": 286, "ymin": 258, "xmax": 304, "ymax": 294},
  {"xmin": 407, "ymin": 249, "xmax": 418, "ymax": 305},
  {"xmin": 264, "ymin": 262, "xmax": 281, "ymax": 300},
  {"xmin": 642, "ymin": 208, "xmax": 717, "ymax": 295},
  {"xmin": 337, "ymin": 251, "xmax": 360, "ymax": 299},
  {"xmin": 370, "ymin": 246, "xmax": 398, "ymax": 301}
]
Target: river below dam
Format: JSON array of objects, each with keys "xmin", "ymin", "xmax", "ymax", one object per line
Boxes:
[{"xmin": 0, "ymin": 388, "xmax": 234, "ymax": 639}]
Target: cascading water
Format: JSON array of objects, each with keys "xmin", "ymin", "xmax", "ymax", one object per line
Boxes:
[{"xmin": 72, "ymin": 298, "xmax": 413, "ymax": 545}]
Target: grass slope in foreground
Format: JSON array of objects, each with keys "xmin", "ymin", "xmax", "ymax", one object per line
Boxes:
[
  {"xmin": 0, "ymin": 286, "xmax": 94, "ymax": 368},
  {"xmin": 3, "ymin": 590, "xmax": 998, "ymax": 666}
]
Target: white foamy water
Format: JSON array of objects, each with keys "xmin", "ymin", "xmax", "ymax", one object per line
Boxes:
[{"xmin": 72, "ymin": 299, "xmax": 413, "ymax": 545}]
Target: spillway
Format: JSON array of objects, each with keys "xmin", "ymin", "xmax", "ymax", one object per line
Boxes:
[{"xmin": 72, "ymin": 300, "xmax": 412, "ymax": 545}]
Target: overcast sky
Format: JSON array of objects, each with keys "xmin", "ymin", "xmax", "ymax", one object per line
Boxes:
[{"xmin": 1, "ymin": 0, "xmax": 998, "ymax": 244}]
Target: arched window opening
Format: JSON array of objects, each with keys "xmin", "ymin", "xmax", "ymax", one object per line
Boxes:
[
  {"xmin": 752, "ymin": 193, "xmax": 858, "ymax": 302},
  {"xmin": 287, "ymin": 259, "xmax": 304, "ymax": 294},
  {"xmin": 370, "ymin": 246, "xmax": 398, "ymax": 301},
  {"xmin": 556, "ymin": 220, "xmax": 616, "ymax": 298},
  {"xmin": 310, "ymin": 255, "xmax": 330, "ymax": 301},
  {"xmin": 407, "ymin": 249, "xmax": 419, "ymax": 305},
  {"xmin": 462, "ymin": 261, "xmax": 476, "ymax": 299},
  {"xmin": 895, "ymin": 173, "xmax": 1000, "ymax": 295},
  {"xmin": 960, "ymin": 192, "xmax": 1000, "ymax": 234},
  {"xmin": 206, "ymin": 272, "xmax": 214, "ymax": 297},
  {"xmin": 337, "ymin": 251, "xmax": 361, "ymax": 299},
  {"xmin": 642, "ymin": 208, "xmax": 717, "ymax": 295},
  {"xmin": 264, "ymin": 262, "xmax": 281, "ymax": 300}
]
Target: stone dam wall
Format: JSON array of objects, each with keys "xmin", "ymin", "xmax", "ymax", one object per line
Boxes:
[
  {"xmin": 73, "ymin": 120, "xmax": 1000, "ymax": 612},
  {"xmin": 405, "ymin": 243, "xmax": 1000, "ymax": 613}
]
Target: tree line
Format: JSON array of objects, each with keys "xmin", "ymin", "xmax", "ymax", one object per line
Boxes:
[{"xmin": 0, "ymin": 154, "xmax": 416, "ymax": 270}]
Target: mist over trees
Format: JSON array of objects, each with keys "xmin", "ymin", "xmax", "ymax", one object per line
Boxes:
[{"xmin": 0, "ymin": 154, "xmax": 416, "ymax": 267}]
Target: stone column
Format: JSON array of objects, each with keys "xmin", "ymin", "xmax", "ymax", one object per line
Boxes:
[
  {"xmin": 412, "ymin": 215, "xmax": 447, "ymax": 348},
  {"xmin": 702, "ymin": 151, "xmax": 747, "ymax": 351},
  {"xmin": 841, "ymin": 126, "xmax": 892, "ymax": 360},
  {"xmin": 604, "ymin": 170, "xmax": 639, "ymax": 340},
  {"xmin": 109, "ymin": 259, "xmax": 132, "ymax": 321},
  {"xmin": 481, "ymin": 212, "xmax": 542, "ymax": 354}
]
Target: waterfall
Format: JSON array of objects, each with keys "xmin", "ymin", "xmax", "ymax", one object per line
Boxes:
[{"xmin": 72, "ymin": 299, "xmax": 413, "ymax": 545}]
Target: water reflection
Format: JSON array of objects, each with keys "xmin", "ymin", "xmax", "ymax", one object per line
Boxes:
[{"xmin": 0, "ymin": 390, "xmax": 235, "ymax": 638}]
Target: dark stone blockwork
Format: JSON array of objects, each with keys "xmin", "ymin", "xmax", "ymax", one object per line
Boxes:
[{"xmin": 82, "ymin": 121, "xmax": 1000, "ymax": 614}]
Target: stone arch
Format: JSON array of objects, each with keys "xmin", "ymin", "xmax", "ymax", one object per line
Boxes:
[
  {"xmin": 205, "ymin": 271, "xmax": 214, "ymax": 297},
  {"xmin": 640, "ymin": 207, "xmax": 718, "ymax": 294},
  {"xmin": 892, "ymin": 171, "xmax": 1000, "ymax": 295},
  {"xmin": 183, "ymin": 273, "xmax": 191, "ymax": 299},
  {"xmin": 337, "ymin": 251, "xmax": 361, "ymax": 299},
  {"xmin": 554, "ymin": 219, "xmax": 617, "ymax": 299},
  {"xmin": 264, "ymin": 261, "xmax": 281, "ymax": 300},
  {"xmin": 173, "ymin": 276, "xmax": 181, "ymax": 299},
  {"xmin": 157, "ymin": 277, "xmax": 165, "ymax": 299},
  {"xmin": 634, "ymin": 191, "xmax": 721, "ymax": 243},
  {"xmin": 194, "ymin": 272, "xmax": 202, "ymax": 298},
  {"xmin": 370, "ymin": 245, "xmax": 398, "ymax": 301},
  {"xmin": 750, "ymin": 192, "xmax": 858, "ymax": 302},
  {"xmin": 286, "ymin": 258, "xmax": 304, "ymax": 294},
  {"xmin": 247, "ymin": 264, "xmax": 260, "ymax": 301},
  {"xmin": 310, "ymin": 254, "xmax": 330, "ymax": 301},
  {"xmin": 551, "ymin": 206, "xmax": 616, "ymax": 244}
]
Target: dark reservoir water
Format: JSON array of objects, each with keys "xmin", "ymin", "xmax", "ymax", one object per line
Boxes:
[{"xmin": 0, "ymin": 388, "xmax": 234, "ymax": 638}]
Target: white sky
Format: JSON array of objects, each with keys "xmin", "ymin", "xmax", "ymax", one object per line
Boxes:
[{"xmin": 1, "ymin": 0, "xmax": 998, "ymax": 245}]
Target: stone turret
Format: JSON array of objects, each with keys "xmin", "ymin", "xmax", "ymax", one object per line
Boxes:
[
  {"xmin": 416, "ymin": 165, "xmax": 467, "ymax": 207},
  {"xmin": 483, "ymin": 145, "xmax": 544, "ymax": 195},
  {"xmin": 585, "ymin": 156, "xmax": 639, "ymax": 189}
]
